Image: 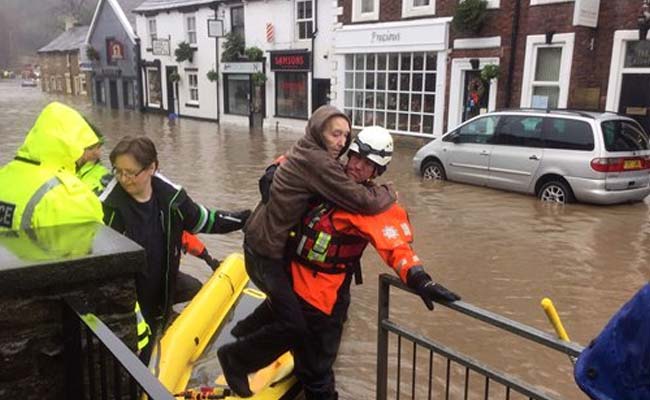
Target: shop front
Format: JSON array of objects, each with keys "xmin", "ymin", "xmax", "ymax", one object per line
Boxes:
[
  {"xmin": 270, "ymin": 50, "xmax": 310, "ymax": 120},
  {"xmin": 222, "ymin": 61, "xmax": 265, "ymax": 126},
  {"xmin": 333, "ymin": 18, "xmax": 450, "ymax": 137}
]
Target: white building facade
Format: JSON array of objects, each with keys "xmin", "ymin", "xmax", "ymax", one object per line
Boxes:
[
  {"xmin": 217, "ymin": 0, "xmax": 337, "ymax": 130},
  {"xmin": 134, "ymin": 0, "xmax": 220, "ymax": 121}
]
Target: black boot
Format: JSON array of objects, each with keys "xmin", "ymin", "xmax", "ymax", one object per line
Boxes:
[
  {"xmin": 217, "ymin": 343, "xmax": 253, "ymax": 398},
  {"xmin": 231, "ymin": 302, "xmax": 274, "ymax": 338}
]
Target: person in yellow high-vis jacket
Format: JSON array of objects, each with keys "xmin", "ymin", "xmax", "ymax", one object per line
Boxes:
[{"xmin": 0, "ymin": 101, "xmax": 104, "ymax": 230}]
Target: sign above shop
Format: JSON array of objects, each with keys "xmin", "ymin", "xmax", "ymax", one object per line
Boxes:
[
  {"xmin": 270, "ymin": 51, "xmax": 311, "ymax": 71},
  {"xmin": 573, "ymin": 0, "xmax": 600, "ymax": 28},
  {"xmin": 334, "ymin": 18, "xmax": 448, "ymax": 54},
  {"xmin": 152, "ymin": 39, "xmax": 170, "ymax": 56},
  {"xmin": 107, "ymin": 39, "xmax": 124, "ymax": 64},
  {"xmin": 222, "ymin": 62, "xmax": 263, "ymax": 74}
]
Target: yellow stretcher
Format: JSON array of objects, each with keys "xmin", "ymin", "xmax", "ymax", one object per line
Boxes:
[{"xmin": 151, "ymin": 253, "xmax": 299, "ymax": 399}]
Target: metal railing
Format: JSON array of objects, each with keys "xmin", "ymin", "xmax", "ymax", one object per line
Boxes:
[
  {"xmin": 376, "ymin": 274, "xmax": 584, "ymax": 400},
  {"xmin": 62, "ymin": 296, "xmax": 174, "ymax": 400}
]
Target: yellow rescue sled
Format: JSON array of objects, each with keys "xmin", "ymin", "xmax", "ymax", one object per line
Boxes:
[{"xmin": 152, "ymin": 253, "xmax": 299, "ymax": 399}]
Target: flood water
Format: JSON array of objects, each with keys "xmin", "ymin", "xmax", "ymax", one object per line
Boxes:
[{"xmin": 2, "ymin": 80, "xmax": 649, "ymax": 399}]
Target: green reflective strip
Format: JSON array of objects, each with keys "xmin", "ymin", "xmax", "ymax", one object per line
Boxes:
[
  {"xmin": 137, "ymin": 335, "xmax": 149, "ymax": 350},
  {"xmin": 191, "ymin": 205, "xmax": 208, "ymax": 233},
  {"xmin": 21, "ymin": 176, "xmax": 61, "ymax": 230},
  {"xmin": 205, "ymin": 210, "xmax": 216, "ymax": 233},
  {"xmin": 307, "ymin": 249, "xmax": 327, "ymax": 262},
  {"xmin": 312, "ymin": 232, "xmax": 331, "ymax": 254}
]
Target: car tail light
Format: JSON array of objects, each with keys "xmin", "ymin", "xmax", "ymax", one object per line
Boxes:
[{"xmin": 590, "ymin": 157, "xmax": 650, "ymax": 172}]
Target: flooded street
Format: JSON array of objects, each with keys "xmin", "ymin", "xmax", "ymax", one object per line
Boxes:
[{"xmin": 2, "ymin": 80, "xmax": 649, "ymax": 399}]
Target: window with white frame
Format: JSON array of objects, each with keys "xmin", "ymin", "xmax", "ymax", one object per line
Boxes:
[
  {"xmin": 188, "ymin": 72, "xmax": 199, "ymax": 103},
  {"xmin": 79, "ymin": 74, "xmax": 87, "ymax": 95},
  {"xmin": 186, "ymin": 15, "xmax": 197, "ymax": 45},
  {"xmin": 343, "ymin": 52, "xmax": 438, "ymax": 135},
  {"xmin": 146, "ymin": 67, "xmax": 161, "ymax": 107},
  {"xmin": 530, "ymin": 0, "xmax": 573, "ymax": 5},
  {"xmin": 521, "ymin": 33, "xmax": 574, "ymax": 109},
  {"xmin": 231, "ymin": 7, "xmax": 245, "ymax": 39},
  {"xmin": 352, "ymin": 0, "xmax": 379, "ymax": 22},
  {"xmin": 402, "ymin": 0, "xmax": 435, "ymax": 18},
  {"xmin": 147, "ymin": 18, "xmax": 157, "ymax": 47},
  {"xmin": 296, "ymin": 0, "xmax": 313, "ymax": 40}
]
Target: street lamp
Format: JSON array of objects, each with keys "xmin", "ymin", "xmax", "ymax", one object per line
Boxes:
[{"xmin": 638, "ymin": 0, "xmax": 650, "ymax": 40}]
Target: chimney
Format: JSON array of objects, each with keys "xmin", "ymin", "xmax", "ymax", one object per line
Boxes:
[{"xmin": 64, "ymin": 16, "xmax": 77, "ymax": 31}]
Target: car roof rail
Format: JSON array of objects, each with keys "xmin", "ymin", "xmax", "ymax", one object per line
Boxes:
[{"xmin": 494, "ymin": 107, "xmax": 601, "ymax": 119}]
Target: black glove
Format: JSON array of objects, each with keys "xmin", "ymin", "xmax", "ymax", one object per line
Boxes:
[
  {"xmin": 213, "ymin": 209, "xmax": 251, "ymax": 233},
  {"xmin": 406, "ymin": 267, "xmax": 461, "ymax": 311},
  {"xmin": 198, "ymin": 249, "xmax": 221, "ymax": 271}
]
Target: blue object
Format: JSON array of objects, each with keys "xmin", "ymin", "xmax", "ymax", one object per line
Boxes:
[
  {"xmin": 574, "ymin": 283, "xmax": 650, "ymax": 400},
  {"xmin": 168, "ymin": 112, "xmax": 178, "ymax": 120}
]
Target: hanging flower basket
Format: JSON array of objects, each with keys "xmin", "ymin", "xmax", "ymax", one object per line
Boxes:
[
  {"xmin": 452, "ymin": 0, "xmax": 488, "ymax": 35},
  {"xmin": 86, "ymin": 46, "xmax": 100, "ymax": 61},
  {"xmin": 206, "ymin": 69, "xmax": 219, "ymax": 82},
  {"xmin": 175, "ymin": 41, "xmax": 195, "ymax": 63},
  {"xmin": 480, "ymin": 64, "xmax": 500, "ymax": 82},
  {"xmin": 252, "ymin": 72, "xmax": 267, "ymax": 87},
  {"xmin": 169, "ymin": 72, "xmax": 181, "ymax": 83}
]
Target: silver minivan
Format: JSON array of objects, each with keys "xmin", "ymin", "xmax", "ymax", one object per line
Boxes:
[{"xmin": 412, "ymin": 110, "xmax": 650, "ymax": 204}]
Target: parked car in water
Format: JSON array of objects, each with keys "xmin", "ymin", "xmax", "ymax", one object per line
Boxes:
[
  {"xmin": 21, "ymin": 78, "xmax": 37, "ymax": 87},
  {"xmin": 413, "ymin": 110, "xmax": 650, "ymax": 205}
]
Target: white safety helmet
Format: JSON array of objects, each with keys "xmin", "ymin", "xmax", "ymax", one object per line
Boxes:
[{"xmin": 348, "ymin": 126, "xmax": 393, "ymax": 173}]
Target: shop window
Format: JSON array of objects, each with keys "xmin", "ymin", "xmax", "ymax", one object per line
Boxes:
[
  {"xmin": 146, "ymin": 67, "xmax": 161, "ymax": 107},
  {"xmin": 521, "ymin": 33, "xmax": 574, "ymax": 109},
  {"xmin": 225, "ymin": 74, "xmax": 250, "ymax": 116},
  {"xmin": 186, "ymin": 15, "xmax": 197, "ymax": 45},
  {"xmin": 402, "ymin": 0, "xmax": 435, "ymax": 18},
  {"xmin": 352, "ymin": 0, "xmax": 379, "ymax": 22},
  {"xmin": 188, "ymin": 72, "xmax": 199, "ymax": 103},
  {"xmin": 147, "ymin": 18, "xmax": 157, "ymax": 48},
  {"xmin": 231, "ymin": 7, "xmax": 245, "ymax": 40},
  {"xmin": 276, "ymin": 72, "xmax": 308, "ymax": 119},
  {"xmin": 296, "ymin": 0, "xmax": 313, "ymax": 40},
  {"xmin": 344, "ymin": 52, "xmax": 437, "ymax": 135},
  {"xmin": 95, "ymin": 80, "xmax": 105, "ymax": 104}
]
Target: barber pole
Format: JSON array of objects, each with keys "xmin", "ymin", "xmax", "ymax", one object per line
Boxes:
[{"xmin": 266, "ymin": 23, "xmax": 275, "ymax": 43}]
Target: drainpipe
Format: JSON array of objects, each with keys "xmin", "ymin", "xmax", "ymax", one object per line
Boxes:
[
  {"xmin": 505, "ymin": 0, "xmax": 521, "ymax": 108},
  {"xmin": 311, "ymin": 0, "xmax": 318, "ymax": 112},
  {"xmin": 135, "ymin": 37, "xmax": 145, "ymax": 112}
]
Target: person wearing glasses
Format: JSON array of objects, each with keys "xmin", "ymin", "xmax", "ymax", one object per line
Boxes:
[
  {"xmin": 218, "ymin": 106, "xmax": 396, "ymax": 397},
  {"xmin": 0, "ymin": 101, "xmax": 103, "ymax": 231},
  {"xmin": 231, "ymin": 127, "xmax": 460, "ymax": 399},
  {"xmin": 100, "ymin": 136, "xmax": 251, "ymax": 363}
]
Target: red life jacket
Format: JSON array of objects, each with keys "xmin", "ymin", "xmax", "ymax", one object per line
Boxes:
[{"xmin": 290, "ymin": 202, "xmax": 368, "ymax": 279}]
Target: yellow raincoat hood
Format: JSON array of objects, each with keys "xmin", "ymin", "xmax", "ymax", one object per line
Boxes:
[{"xmin": 15, "ymin": 102, "xmax": 99, "ymax": 172}]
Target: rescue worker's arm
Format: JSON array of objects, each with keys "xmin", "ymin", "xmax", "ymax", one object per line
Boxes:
[
  {"xmin": 34, "ymin": 176, "xmax": 105, "ymax": 228},
  {"xmin": 178, "ymin": 190, "xmax": 251, "ymax": 234},
  {"xmin": 301, "ymin": 154, "xmax": 395, "ymax": 215},
  {"xmin": 338, "ymin": 204, "xmax": 460, "ymax": 309}
]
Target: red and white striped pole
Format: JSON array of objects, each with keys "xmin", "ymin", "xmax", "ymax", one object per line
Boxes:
[{"xmin": 266, "ymin": 23, "xmax": 275, "ymax": 43}]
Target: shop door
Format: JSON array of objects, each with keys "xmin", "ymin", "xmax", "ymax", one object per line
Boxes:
[
  {"xmin": 250, "ymin": 81, "xmax": 265, "ymax": 129},
  {"xmin": 618, "ymin": 73, "xmax": 650, "ymax": 133},
  {"xmin": 109, "ymin": 80, "xmax": 119, "ymax": 109},
  {"xmin": 165, "ymin": 66, "xmax": 177, "ymax": 115},
  {"xmin": 462, "ymin": 70, "xmax": 489, "ymax": 122},
  {"xmin": 313, "ymin": 79, "xmax": 331, "ymax": 111}
]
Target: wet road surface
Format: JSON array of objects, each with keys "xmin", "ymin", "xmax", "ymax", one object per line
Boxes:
[{"xmin": 2, "ymin": 80, "xmax": 649, "ymax": 398}]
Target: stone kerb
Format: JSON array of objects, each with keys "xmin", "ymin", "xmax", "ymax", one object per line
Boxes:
[{"xmin": 0, "ymin": 222, "xmax": 145, "ymax": 399}]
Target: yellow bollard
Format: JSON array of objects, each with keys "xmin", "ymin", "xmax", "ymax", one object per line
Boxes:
[{"xmin": 541, "ymin": 297, "xmax": 570, "ymax": 341}]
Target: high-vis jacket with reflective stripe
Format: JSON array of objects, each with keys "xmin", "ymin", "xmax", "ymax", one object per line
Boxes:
[{"xmin": 0, "ymin": 102, "xmax": 103, "ymax": 231}]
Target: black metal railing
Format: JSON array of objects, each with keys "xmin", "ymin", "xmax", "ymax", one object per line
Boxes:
[
  {"xmin": 376, "ymin": 274, "xmax": 584, "ymax": 400},
  {"xmin": 62, "ymin": 296, "xmax": 174, "ymax": 400}
]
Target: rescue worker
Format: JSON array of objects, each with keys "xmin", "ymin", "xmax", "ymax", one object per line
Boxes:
[
  {"xmin": 76, "ymin": 123, "xmax": 112, "ymax": 196},
  {"xmin": 218, "ymin": 106, "xmax": 396, "ymax": 397},
  {"xmin": 232, "ymin": 126, "xmax": 461, "ymax": 399},
  {"xmin": 0, "ymin": 101, "xmax": 103, "ymax": 231},
  {"xmin": 100, "ymin": 136, "xmax": 251, "ymax": 363}
]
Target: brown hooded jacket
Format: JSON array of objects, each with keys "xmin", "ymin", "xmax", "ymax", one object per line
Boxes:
[{"xmin": 244, "ymin": 105, "xmax": 395, "ymax": 259}]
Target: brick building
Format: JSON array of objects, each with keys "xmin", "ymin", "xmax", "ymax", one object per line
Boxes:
[
  {"xmin": 38, "ymin": 25, "xmax": 90, "ymax": 97},
  {"xmin": 330, "ymin": 0, "xmax": 650, "ymax": 136}
]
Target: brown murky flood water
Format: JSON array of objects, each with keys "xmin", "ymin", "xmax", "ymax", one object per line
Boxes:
[{"xmin": 2, "ymin": 80, "xmax": 648, "ymax": 399}]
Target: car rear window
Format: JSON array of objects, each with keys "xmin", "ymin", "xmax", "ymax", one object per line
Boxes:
[
  {"xmin": 543, "ymin": 118, "xmax": 594, "ymax": 151},
  {"xmin": 601, "ymin": 120, "xmax": 650, "ymax": 151}
]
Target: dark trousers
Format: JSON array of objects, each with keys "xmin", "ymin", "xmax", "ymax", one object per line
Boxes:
[{"xmin": 223, "ymin": 244, "xmax": 308, "ymax": 373}]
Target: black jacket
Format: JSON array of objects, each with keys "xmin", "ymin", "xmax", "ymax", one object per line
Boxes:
[{"xmin": 100, "ymin": 173, "xmax": 248, "ymax": 324}]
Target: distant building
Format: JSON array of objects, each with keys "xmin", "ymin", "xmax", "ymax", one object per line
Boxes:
[
  {"xmin": 38, "ymin": 24, "xmax": 90, "ymax": 96},
  {"xmin": 86, "ymin": 0, "xmax": 141, "ymax": 110}
]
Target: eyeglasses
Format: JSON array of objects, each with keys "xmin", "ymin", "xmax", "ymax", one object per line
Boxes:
[
  {"xmin": 353, "ymin": 138, "xmax": 392, "ymax": 158},
  {"xmin": 112, "ymin": 166, "xmax": 147, "ymax": 180}
]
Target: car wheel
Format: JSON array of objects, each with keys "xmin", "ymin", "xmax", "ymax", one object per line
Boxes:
[
  {"xmin": 422, "ymin": 160, "xmax": 446, "ymax": 180},
  {"xmin": 538, "ymin": 180, "xmax": 574, "ymax": 204}
]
